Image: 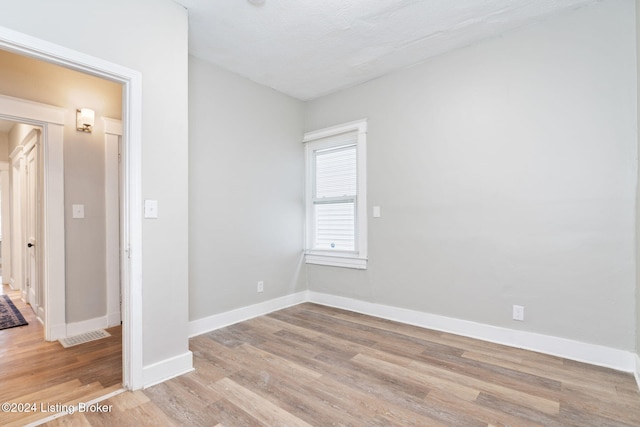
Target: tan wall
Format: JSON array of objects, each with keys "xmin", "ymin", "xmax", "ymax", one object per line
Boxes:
[{"xmin": 0, "ymin": 132, "xmax": 8, "ymax": 162}]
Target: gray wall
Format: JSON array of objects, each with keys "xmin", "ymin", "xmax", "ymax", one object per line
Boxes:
[
  {"xmin": 189, "ymin": 56, "xmax": 305, "ymax": 320},
  {"xmin": 0, "ymin": 0, "xmax": 190, "ymax": 367},
  {"xmin": 636, "ymin": 0, "xmax": 640, "ymax": 360},
  {"xmin": 0, "ymin": 49, "xmax": 122, "ymax": 324},
  {"xmin": 304, "ymin": 0, "xmax": 637, "ymax": 350}
]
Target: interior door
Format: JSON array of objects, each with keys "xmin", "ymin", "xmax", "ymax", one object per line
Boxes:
[{"xmin": 25, "ymin": 143, "xmax": 39, "ymax": 315}]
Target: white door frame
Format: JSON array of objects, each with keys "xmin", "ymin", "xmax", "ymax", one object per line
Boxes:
[
  {"xmin": 104, "ymin": 118, "xmax": 122, "ymax": 327},
  {"xmin": 0, "ymin": 27, "xmax": 143, "ymax": 390},
  {"xmin": 8, "ymin": 148, "xmax": 24, "ymax": 295},
  {"xmin": 0, "ymin": 160, "xmax": 10, "ymax": 287},
  {"xmin": 6, "ymin": 120, "xmax": 62, "ymax": 329},
  {"xmin": 8, "ymin": 129, "xmax": 42, "ymax": 312},
  {"xmin": 22, "ymin": 131, "xmax": 41, "ymax": 316}
]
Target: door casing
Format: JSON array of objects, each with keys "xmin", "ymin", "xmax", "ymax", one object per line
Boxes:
[
  {"xmin": 0, "ymin": 26, "xmax": 144, "ymax": 390},
  {"xmin": 24, "ymin": 133, "xmax": 41, "ymax": 316}
]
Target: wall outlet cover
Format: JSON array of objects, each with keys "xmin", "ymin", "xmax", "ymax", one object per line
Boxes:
[
  {"xmin": 72, "ymin": 204, "xmax": 85, "ymax": 219},
  {"xmin": 144, "ymin": 199, "xmax": 159, "ymax": 219},
  {"xmin": 513, "ymin": 305, "xmax": 525, "ymax": 321}
]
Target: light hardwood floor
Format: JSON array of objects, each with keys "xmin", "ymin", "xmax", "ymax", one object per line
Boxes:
[
  {"xmin": 44, "ymin": 302, "xmax": 640, "ymax": 426},
  {"xmin": 0, "ymin": 285, "xmax": 122, "ymax": 426}
]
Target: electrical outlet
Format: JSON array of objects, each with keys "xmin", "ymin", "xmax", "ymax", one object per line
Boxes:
[
  {"xmin": 257, "ymin": 281, "xmax": 264, "ymax": 293},
  {"xmin": 512, "ymin": 305, "xmax": 524, "ymax": 321}
]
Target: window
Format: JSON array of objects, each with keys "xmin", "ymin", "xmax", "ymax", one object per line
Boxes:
[{"xmin": 304, "ymin": 119, "xmax": 367, "ymax": 269}]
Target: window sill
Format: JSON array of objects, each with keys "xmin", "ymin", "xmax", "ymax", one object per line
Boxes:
[{"xmin": 304, "ymin": 252, "xmax": 367, "ymax": 270}]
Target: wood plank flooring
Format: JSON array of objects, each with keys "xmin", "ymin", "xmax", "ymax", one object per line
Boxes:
[
  {"xmin": 0, "ymin": 286, "xmax": 122, "ymax": 426},
  {"xmin": 45, "ymin": 302, "xmax": 640, "ymax": 426}
]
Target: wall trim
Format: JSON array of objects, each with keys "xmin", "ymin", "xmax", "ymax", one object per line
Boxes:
[
  {"xmin": 188, "ymin": 290, "xmax": 636, "ymax": 375},
  {"xmin": 188, "ymin": 291, "xmax": 308, "ymax": 338},
  {"xmin": 49, "ymin": 322, "xmax": 66, "ymax": 340},
  {"xmin": 635, "ymin": 354, "xmax": 640, "ymax": 390},
  {"xmin": 8, "ymin": 144, "xmax": 23, "ymax": 299},
  {"xmin": 0, "ymin": 25, "xmax": 144, "ymax": 389},
  {"xmin": 66, "ymin": 315, "xmax": 109, "ymax": 337},
  {"xmin": 0, "ymin": 98, "xmax": 67, "ymax": 343},
  {"xmin": 308, "ymin": 291, "xmax": 636, "ymax": 373},
  {"xmin": 107, "ymin": 311, "xmax": 122, "ymax": 328},
  {"xmin": 9, "ymin": 144, "xmax": 23, "ymax": 160},
  {"xmin": 104, "ymin": 121, "xmax": 122, "ymax": 330},
  {"xmin": 142, "ymin": 351, "xmax": 194, "ymax": 389},
  {"xmin": 103, "ymin": 117, "xmax": 123, "ymax": 135},
  {"xmin": 0, "ymin": 94, "xmax": 65, "ymax": 125}
]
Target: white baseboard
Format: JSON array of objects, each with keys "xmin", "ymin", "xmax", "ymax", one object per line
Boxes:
[
  {"xmin": 107, "ymin": 311, "xmax": 121, "ymax": 328},
  {"xmin": 66, "ymin": 315, "xmax": 109, "ymax": 337},
  {"xmin": 635, "ymin": 355, "xmax": 640, "ymax": 390},
  {"xmin": 307, "ymin": 291, "xmax": 636, "ymax": 373},
  {"xmin": 188, "ymin": 291, "xmax": 308, "ymax": 338},
  {"xmin": 49, "ymin": 323, "xmax": 66, "ymax": 341},
  {"xmin": 143, "ymin": 351, "xmax": 194, "ymax": 388},
  {"xmin": 187, "ymin": 289, "xmax": 635, "ymax": 375}
]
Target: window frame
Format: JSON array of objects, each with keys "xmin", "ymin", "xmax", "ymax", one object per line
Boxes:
[{"xmin": 303, "ymin": 119, "xmax": 367, "ymax": 269}]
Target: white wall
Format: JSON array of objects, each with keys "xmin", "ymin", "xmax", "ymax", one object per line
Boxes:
[
  {"xmin": 305, "ymin": 0, "xmax": 637, "ymax": 350},
  {"xmin": 188, "ymin": 56, "xmax": 305, "ymax": 321},
  {"xmin": 0, "ymin": 0, "xmax": 190, "ymax": 369}
]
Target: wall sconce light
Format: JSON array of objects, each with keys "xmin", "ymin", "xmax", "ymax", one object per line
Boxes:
[{"xmin": 76, "ymin": 108, "xmax": 95, "ymax": 133}]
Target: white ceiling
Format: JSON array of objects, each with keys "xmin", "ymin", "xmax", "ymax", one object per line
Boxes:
[{"xmin": 177, "ymin": 0, "xmax": 598, "ymax": 101}]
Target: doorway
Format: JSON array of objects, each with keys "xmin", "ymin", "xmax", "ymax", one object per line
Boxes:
[
  {"xmin": 0, "ymin": 28, "xmax": 143, "ymax": 389},
  {"xmin": 23, "ymin": 129, "xmax": 40, "ymax": 316},
  {"xmin": 0, "ymin": 114, "xmax": 124, "ymax": 425}
]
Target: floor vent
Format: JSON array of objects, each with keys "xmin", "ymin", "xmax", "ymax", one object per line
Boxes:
[{"xmin": 59, "ymin": 329, "xmax": 111, "ymax": 348}]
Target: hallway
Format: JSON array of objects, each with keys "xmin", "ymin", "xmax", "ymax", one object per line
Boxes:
[{"xmin": 0, "ymin": 285, "xmax": 122, "ymax": 426}]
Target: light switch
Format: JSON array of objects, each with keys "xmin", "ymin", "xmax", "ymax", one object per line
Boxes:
[
  {"xmin": 373, "ymin": 206, "xmax": 381, "ymax": 218},
  {"xmin": 72, "ymin": 204, "xmax": 85, "ymax": 219},
  {"xmin": 144, "ymin": 199, "xmax": 158, "ymax": 219}
]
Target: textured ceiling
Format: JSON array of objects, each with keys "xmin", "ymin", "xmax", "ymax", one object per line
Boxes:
[{"xmin": 175, "ymin": 0, "xmax": 598, "ymax": 101}]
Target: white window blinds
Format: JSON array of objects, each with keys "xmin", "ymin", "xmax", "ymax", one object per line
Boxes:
[
  {"xmin": 313, "ymin": 144, "xmax": 357, "ymax": 251},
  {"xmin": 315, "ymin": 145, "xmax": 357, "ymax": 198},
  {"xmin": 304, "ymin": 119, "xmax": 367, "ymax": 269}
]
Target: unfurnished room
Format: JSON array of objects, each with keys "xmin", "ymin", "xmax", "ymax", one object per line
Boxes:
[{"xmin": 0, "ymin": 0, "xmax": 640, "ymax": 425}]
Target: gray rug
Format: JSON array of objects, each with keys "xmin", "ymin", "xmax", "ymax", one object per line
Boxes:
[{"xmin": 0, "ymin": 294, "xmax": 28, "ymax": 330}]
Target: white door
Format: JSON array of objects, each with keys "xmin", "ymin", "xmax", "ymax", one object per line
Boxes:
[
  {"xmin": 11, "ymin": 158, "xmax": 23, "ymax": 299},
  {"xmin": 25, "ymin": 143, "xmax": 39, "ymax": 315}
]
